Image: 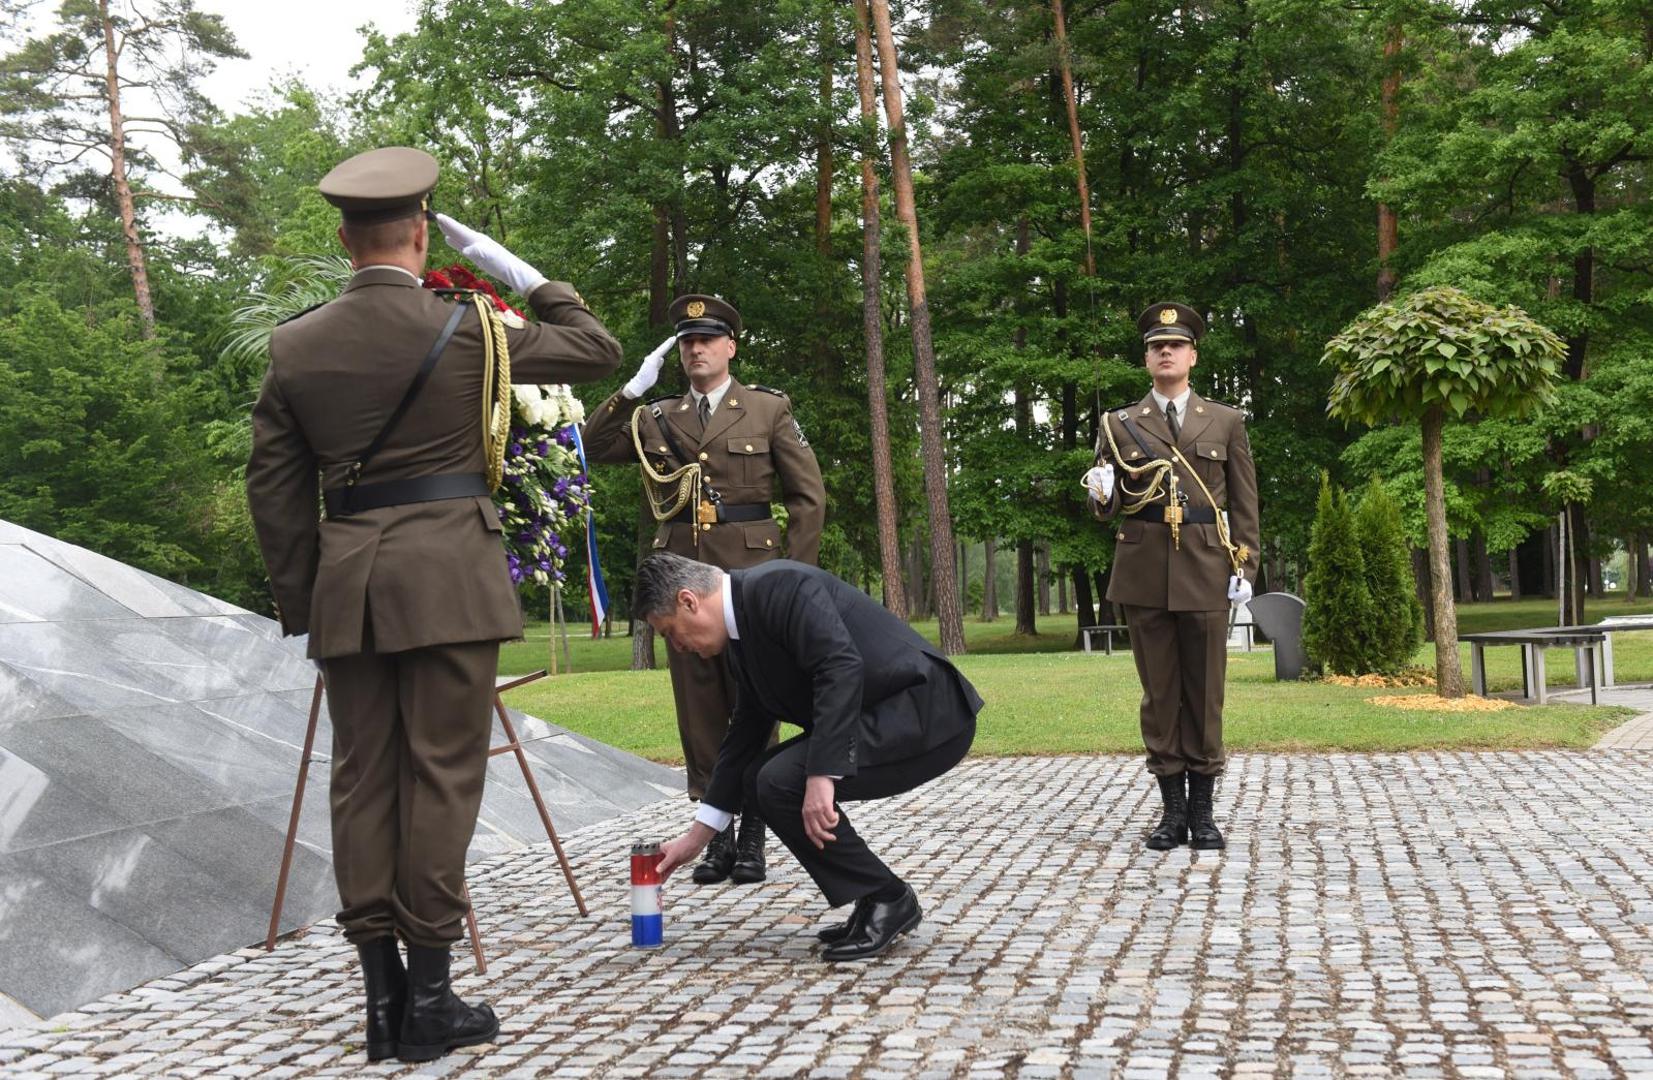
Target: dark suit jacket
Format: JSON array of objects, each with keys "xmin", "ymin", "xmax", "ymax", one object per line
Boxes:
[
  {"xmin": 246, "ymin": 269, "xmax": 621, "ymax": 657},
  {"xmin": 703, "ymin": 561, "xmax": 983, "ymax": 812}
]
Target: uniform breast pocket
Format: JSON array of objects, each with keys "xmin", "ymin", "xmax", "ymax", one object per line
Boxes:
[
  {"xmin": 1191, "ymin": 441, "xmax": 1228, "ymax": 495},
  {"xmin": 1117, "ymin": 518, "xmax": 1144, "ymax": 543},
  {"xmin": 727, "ymin": 436, "xmax": 769, "ymax": 488}
]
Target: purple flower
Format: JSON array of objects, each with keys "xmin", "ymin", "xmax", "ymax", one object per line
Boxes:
[{"xmin": 555, "ymin": 426, "xmax": 575, "ymax": 448}]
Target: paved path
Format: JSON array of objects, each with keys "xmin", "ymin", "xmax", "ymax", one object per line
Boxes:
[
  {"xmin": 5, "ymin": 752, "xmax": 1653, "ymax": 1078},
  {"xmin": 1574, "ymin": 687, "xmax": 1653, "ymax": 749}
]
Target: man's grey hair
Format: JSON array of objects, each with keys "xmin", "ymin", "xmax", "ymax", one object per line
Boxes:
[{"xmin": 634, "ymin": 553, "xmax": 721, "ymax": 618}]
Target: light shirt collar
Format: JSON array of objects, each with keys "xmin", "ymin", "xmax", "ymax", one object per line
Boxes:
[
  {"xmin": 355, "ymin": 264, "xmax": 422, "ymax": 284},
  {"xmin": 720, "ymin": 572, "xmax": 739, "ymax": 641},
  {"xmin": 1151, "ymin": 386, "xmax": 1193, "ymax": 418},
  {"xmin": 690, "ymin": 378, "xmax": 733, "ymax": 418}
]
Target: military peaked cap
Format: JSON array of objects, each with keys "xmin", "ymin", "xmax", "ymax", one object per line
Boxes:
[
  {"xmin": 669, "ymin": 294, "xmax": 742, "ymax": 338},
  {"xmin": 1137, "ymin": 301, "xmax": 1205, "ymax": 345},
  {"xmin": 319, "ymin": 146, "xmax": 439, "ymax": 225}
]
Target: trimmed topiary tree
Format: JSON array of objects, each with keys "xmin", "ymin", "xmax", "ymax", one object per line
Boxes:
[
  {"xmin": 1322, "ymin": 286, "xmax": 1563, "ymax": 696},
  {"xmin": 1354, "ymin": 477, "xmax": 1425, "ymax": 673},
  {"xmin": 1303, "ymin": 473, "xmax": 1379, "ymax": 676}
]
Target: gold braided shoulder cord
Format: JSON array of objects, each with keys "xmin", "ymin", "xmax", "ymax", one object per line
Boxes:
[
  {"xmin": 476, "ymin": 296, "xmax": 512, "ymax": 492},
  {"xmin": 629, "ymin": 404, "xmax": 702, "ymax": 534},
  {"xmin": 1098, "ymin": 413, "xmax": 1248, "ymax": 578}
]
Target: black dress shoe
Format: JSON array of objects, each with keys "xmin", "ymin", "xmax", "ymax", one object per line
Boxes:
[
  {"xmin": 816, "ymin": 896, "xmax": 873, "ymax": 944},
  {"xmin": 822, "ymin": 884, "xmax": 921, "ymax": 962},
  {"xmin": 1145, "ymin": 772, "xmax": 1188, "ymax": 851},
  {"xmin": 691, "ymin": 823, "xmax": 736, "ymax": 884},
  {"xmin": 1186, "ymin": 772, "xmax": 1226, "ymax": 850},
  {"xmin": 729, "ymin": 812, "xmax": 767, "ymax": 884},
  {"xmin": 398, "ymin": 944, "xmax": 500, "ymax": 1063},
  {"xmin": 356, "ymin": 937, "xmax": 406, "ymax": 1063}
]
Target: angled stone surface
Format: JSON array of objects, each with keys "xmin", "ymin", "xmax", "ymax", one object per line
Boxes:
[{"xmin": 0, "ymin": 519, "xmax": 684, "ymax": 1024}]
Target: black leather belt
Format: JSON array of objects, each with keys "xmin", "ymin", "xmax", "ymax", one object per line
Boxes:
[
  {"xmin": 667, "ymin": 501, "xmax": 772, "ymax": 526},
  {"xmin": 1134, "ymin": 504, "xmax": 1218, "ymax": 525},
  {"xmin": 324, "ymin": 473, "xmax": 491, "ymax": 519}
]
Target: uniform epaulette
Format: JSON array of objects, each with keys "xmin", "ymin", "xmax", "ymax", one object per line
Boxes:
[
  {"xmin": 645, "ymin": 393, "xmax": 678, "ymax": 406},
  {"xmin": 748, "ymin": 385, "xmax": 788, "ymax": 398},
  {"xmin": 276, "ymin": 300, "xmax": 328, "ymax": 326},
  {"xmin": 1200, "ymin": 397, "xmax": 1241, "ymax": 413}
]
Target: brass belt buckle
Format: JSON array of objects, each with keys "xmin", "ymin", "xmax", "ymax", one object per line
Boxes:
[
  {"xmin": 1163, "ymin": 505, "xmax": 1183, "ymax": 526},
  {"xmin": 697, "ymin": 501, "xmax": 718, "ymax": 526}
]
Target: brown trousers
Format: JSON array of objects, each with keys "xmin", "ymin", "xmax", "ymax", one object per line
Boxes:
[
  {"xmin": 321, "ymin": 637, "xmax": 500, "ymax": 947},
  {"xmin": 1120, "ymin": 605, "xmax": 1228, "ymax": 778},
  {"xmin": 664, "ymin": 637, "xmax": 776, "ymax": 801}
]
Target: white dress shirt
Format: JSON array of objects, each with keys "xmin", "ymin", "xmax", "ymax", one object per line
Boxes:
[
  {"xmin": 355, "ymin": 264, "xmax": 422, "ymax": 284},
  {"xmin": 1150, "ymin": 386, "xmax": 1192, "ymax": 425},
  {"xmin": 690, "ymin": 377, "xmax": 732, "ymax": 420},
  {"xmin": 694, "ymin": 575, "xmax": 741, "ymax": 832}
]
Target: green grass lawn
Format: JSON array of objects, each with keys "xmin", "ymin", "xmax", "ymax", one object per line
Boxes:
[{"xmin": 503, "ymin": 622, "xmax": 1636, "ymax": 765}]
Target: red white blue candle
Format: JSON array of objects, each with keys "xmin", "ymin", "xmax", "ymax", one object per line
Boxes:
[{"xmin": 631, "ymin": 842, "xmax": 663, "ymax": 947}]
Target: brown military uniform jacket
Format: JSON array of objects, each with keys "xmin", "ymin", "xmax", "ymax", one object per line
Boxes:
[
  {"xmin": 582, "ymin": 376, "xmax": 826, "ymax": 569},
  {"xmin": 1092, "ymin": 391, "xmax": 1261, "ymax": 612},
  {"xmin": 247, "ymin": 268, "xmax": 622, "ymax": 658}
]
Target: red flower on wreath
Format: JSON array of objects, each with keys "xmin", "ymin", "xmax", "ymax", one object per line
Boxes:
[{"xmin": 421, "ymin": 264, "xmax": 525, "ymax": 320}]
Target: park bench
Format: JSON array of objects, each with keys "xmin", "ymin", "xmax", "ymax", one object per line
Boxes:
[
  {"xmin": 1078, "ymin": 625, "xmax": 1128, "ymax": 655},
  {"xmin": 1461, "ymin": 628, "xmax": 1606, "ymax": 705},
  {"xmin": 1594, "ymin": 615, "xmax": 1653, "ymax": 687}
]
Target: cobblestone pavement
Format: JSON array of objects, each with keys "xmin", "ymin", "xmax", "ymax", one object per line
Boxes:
[
  {"xmin": 1576, "ymin": 688, "xmax": 1653, "ymax": 749},
  {"xmin": 6, "ymin": 752, "xmax": 1653, "ymax": 1078}
]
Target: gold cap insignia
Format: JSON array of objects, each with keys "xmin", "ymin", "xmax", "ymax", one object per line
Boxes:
[
  {"xmin": 686, "ymin": 300, "xmax": 706, "ymax": 318},
  {"xmin": 1159, "ymin": 308, "xmax": 1178, "ymax": 325}
]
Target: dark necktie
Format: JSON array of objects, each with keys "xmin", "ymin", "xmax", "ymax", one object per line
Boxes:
[
  {"xmin": 698, "ymin": 395, "xmax": 711, "ymax": 432},
  {"xmin": 1166, "ymin": 400, "xmax": 1181, "ymax": 443}
]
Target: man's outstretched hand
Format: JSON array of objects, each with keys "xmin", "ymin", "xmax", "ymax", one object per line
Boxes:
[
  {"xmin": 657, "ymin": 822, "xmax": 716, "ymax": 881},
  {"xmin": 802, "ymin": 775, "xmax": 839, "ymax": 849}
]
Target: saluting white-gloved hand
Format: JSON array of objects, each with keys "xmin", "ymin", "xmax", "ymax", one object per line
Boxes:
[
  {"xmin": 1227, "ymin": 575, "xmax": 1253, "ymax": 605},
  {"xmin": 622, "ymin": 335, "xmax": 680, "ymax": 399},
  {"xmin": 433, "ymin": 212, "xmax": 549, "ymax": 298},
  {"xmin": 1081, "ymin": 463, "xmax": 1115, "ymax": 502}
]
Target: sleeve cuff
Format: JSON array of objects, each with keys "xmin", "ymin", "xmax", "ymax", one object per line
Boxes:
[{"xmin": 694, "ymin": 803, "xmax": 734, "ymax": 832}]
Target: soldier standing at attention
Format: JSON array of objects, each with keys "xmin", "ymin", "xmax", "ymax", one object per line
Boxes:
[
  {"xmin": 582, "ymin": 294, "xmax": 826, "ymax": 885},
  {"xmin": 246, "ymin": 147, "xmax": 620, "ymax": 1063},
  {"xmin": 1084, "ymin": 302, "xmax": 1260, "ymax": 853}
]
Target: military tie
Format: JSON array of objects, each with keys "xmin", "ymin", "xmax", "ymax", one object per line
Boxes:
[
  {"xmin": 1166, "ymin": 400, "xmax": 1181, "ymax": 443},
  {"xmin": 698, "ymin": 395, "xmax": 711, "ymax": 433}
]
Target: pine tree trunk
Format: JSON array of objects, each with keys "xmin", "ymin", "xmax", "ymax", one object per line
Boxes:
[
  {"xmin": 1376, "ymin": 22, "xmax": 1402, "ymax": 301},
  {"xmin": 983, "ymin": 538, "xmax": 998, "ymax": 621},
  {"xmin": 1071, "ymin": 568, "xmax": 1096, "ymax": 643},
  {"xmin": 100, "ymin": 0, "xmax": 154, "ymax": 336},
  {"xmin": 869, "ymin": 0, "xmax": 964, "ymax": 654},
  {"xmin": 812, "ymin": 11, "xmax": 834, "ymax": 375},
  {"xmin": 1454, "ymin": 538, "xmax": 1473, "ymax": 604},
  {"xmin": 1638, "ymin": 532, "xmax": 1652, "ymax": 598},
  {"xmin": 1039, "ymin": 544, "xmax": 1053, "ymax": 616},
  {"xmin": 1050, "ymin": 0, "xmax": 1094, "ymax": 277},
  {"xmin": 851, "ymin": 0, "xmax": 907, "ymax": 619},
  {"xmin": 1413, "ymin": 548, "xmax": 1435, "ymax": 641},
  {"xmin": 1422, "ymin": 406, "xmax": 1464, "ymax": 696},
  {"xmin": 1016, "ymin": 540, "xmax": 1036, "ymax": 634},
  {"xmin": 1057, "ymin": 567, "xmax": 1068, "ymax": 614},
  {"xmin": 1508, "ymin": 548, "xmax": 1521, "ymax": 600},
  {"xmin": 1543, "ymin": 523, "xmax": 1557, "ymax": 597}
]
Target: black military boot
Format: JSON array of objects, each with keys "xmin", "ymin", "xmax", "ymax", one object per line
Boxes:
[
  {"xmin": 356, "ymin": 937, "xmax": 406, "ymax": 1062},
  {"xmin": 691, "ymin": 822, "xmax": 737, "ymax": 884},
  {"xmin": 728, "ymin": 812, "xmax": 767, "ymax": 884},
  {"xmin": 1145, "ymin": 772, "xmax": 1188, "ymax": 850},
  {"xmin": 398, "ymin": 944, "xmax": 500, "ymax": 1063},
  {"xmin": 1186, "ymin": 772, "xmax": 1226, "ymax": 850}
]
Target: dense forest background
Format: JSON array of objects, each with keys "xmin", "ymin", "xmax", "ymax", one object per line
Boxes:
[{"xmin": 3, "ymin": 0, "xmax": 1649, "ymax": 644}]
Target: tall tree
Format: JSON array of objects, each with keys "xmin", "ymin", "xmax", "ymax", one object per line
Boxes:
[
  {"xmin": 868, "ymin": 0, "xmax": 965, "ymax": 654},
  {"xmin": 850, "ymin": 0, "xmax": 908, "ymax": 618},
  {"xmin": 0, "ymin": 0, "xmax": 244, "ymax": 334}
]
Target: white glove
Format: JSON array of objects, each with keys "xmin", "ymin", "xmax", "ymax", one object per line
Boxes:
[
  {"xmin": 433, "ymin": 212, "xmax": 549, "ymax": 297},
  {"xmin": 622, "ymin": 335, "xmax": 680, "ymax": 399},
  {"xmin": 1228, "ymin": 575, "xmax": 1253, "ymax": 605},
  {"xmin": 1081, "ymin": 464, "xmax": 1115, "ymax": 502}
]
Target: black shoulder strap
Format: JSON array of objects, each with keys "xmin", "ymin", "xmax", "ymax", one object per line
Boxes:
[
  {"xmin": 648, "ymin": 401, "xmax": 692, "ymax": 467},
  {"xmin": 346, "ymin": 300, "xmax": 468, "ymax": 485},
  {"xmin": 1115, "ymin": 410, "xmax": 1164, "ymax": 460}
]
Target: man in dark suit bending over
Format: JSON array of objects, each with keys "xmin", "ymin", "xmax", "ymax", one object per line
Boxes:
[{"xmin": 646, "ymin": 553, "xmax": 980, "ymax": 961}]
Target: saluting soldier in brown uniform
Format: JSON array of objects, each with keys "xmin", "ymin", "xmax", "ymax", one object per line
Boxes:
[
  {"xmin": 1085, "ymin": 302, "xmax": 1260, "ymax": 852},
  {"xmin": 582, "ymin": 294, "xmax": 826, "ymax": 885},
  {"xmin": 246, "ymin": 147, "xmax": 620, "ymax": 1064}
]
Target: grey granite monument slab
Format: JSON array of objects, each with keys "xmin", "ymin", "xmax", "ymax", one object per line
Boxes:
[
  {"xmin": 1249, "ymin": 591, "xmax": 1315, "ymax": 680},
  {"xmin": 0, "ymin": 518, "xmax": 682, "ymax": 1024}
]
